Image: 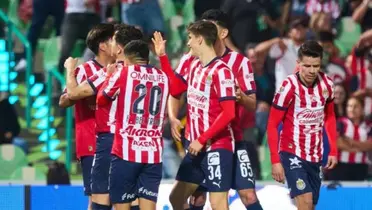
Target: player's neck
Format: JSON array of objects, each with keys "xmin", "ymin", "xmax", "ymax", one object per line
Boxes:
[
  {"xmin": 199, "ymin": 46, "xmax": 218, "ymax": 67},
  {"xmin": 214, "ymin": 39, "xmax": 226, "ymax": 57},
  {"xmin": 298, "ymin": 72, "xmax": 314, "ymax": 87},
  {"xmin": 95, "ymin": 54, "xmax": 110, "ymax": 67}
]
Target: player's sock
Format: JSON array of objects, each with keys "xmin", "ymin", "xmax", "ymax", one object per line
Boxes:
[
  {"xmin": 246, "ymin": 201, "xmax": 263, "ymax": 210},
  {"xmin": 189, "ymin": 205, "xmax": 204, "ymax": 210},
  {"xmin": 130, "ymin": 205, "xmax": 140, "ymax": 210},
  {"xmin": 91, "ymin": 202, "xmax": 112, "ymax": 210}
]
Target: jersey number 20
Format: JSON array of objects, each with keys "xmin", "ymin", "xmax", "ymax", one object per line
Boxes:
[{"xmin": 133, "ymin": 84, "xmax": 162, "ymax": 116}]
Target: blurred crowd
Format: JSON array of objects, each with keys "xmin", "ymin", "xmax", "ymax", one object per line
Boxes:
[{"xmin": 2, "ymin": 0, "xmax": 372, "ymax": 181}]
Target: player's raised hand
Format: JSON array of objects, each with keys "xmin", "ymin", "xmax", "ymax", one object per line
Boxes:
[
  {"xmin": 170, "ymin": 118, "xmax": 183, "ymax": 141},
  {"xmin": 64, "ymin": 57, "xmax": 79, "ymax": 72},
  {"xmin": 272, "ymin": 163, "xmax": 285, "ymax": 184},
  {"xmin": 151, "ymin": 31, "xmax": 166, "ymax": 56},
  {"xmin": 325, "ymin": 156, "xmax": 338, "ymax": 170},
  {"xmin": 188, "ymin": 140, "xmax": 203, "ymax": 156}
]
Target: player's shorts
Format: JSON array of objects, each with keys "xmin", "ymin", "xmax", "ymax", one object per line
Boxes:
[
  {"xmin": 232, "ymin": 141, "xmax": 256, "ymax": 190},
  {"xmin": 80, "ymin": 155, "xmax": 94, "ymax": 196},
  {"xmin": 176, "ymin": 148, "xmax": 233, "ymax": 192},
  {"xmin": 109, "ymin": 155, "xmax": 162, "ymax": 204},
  {"xmin": 280, "ymin": 151, "xmax": 322, "ymax": 204},
  {"xmin": 91, "ymin": 133, "xmax": 114, "ymax": 194},
  {"xmin": 181, "ymin": 139, "xmax": 208, "ymax": 192}
]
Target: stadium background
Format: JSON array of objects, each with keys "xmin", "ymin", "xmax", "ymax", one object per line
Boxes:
[{"xmin": 0, "ymin": 0, "xmax": 372, "ymax": 209}]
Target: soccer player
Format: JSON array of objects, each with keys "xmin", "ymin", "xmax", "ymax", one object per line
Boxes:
[
  {"xmin": 59, "ymin": 23, "xmax": 116, "ymax": 210},
  {"xmin": 63, "ymin": 25, "xmax": 143, "ymax": 210},
  {"xmin": 266, "ymin": 40, "xmax": 338, "ymax": 210},
  {"xmin": 152, "ymin": 20, "xmax": 236, "ymax": 210},
  {"xmin": 96, "ymin": 39, "xmax": 169, "ymax": 210},
  {"xmin": 179, "ymin": 9, "xmax": 263, "ymax": 210}
]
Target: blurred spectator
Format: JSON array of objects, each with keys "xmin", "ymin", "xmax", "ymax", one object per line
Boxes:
[
  {"xmin": 221, "ymin": 0, "xmax": 281, "ymax": 52},
  {"xmin": 334, "ymin": 83, "xmax": 349, "ymax": 118},
  {"xmin": 286, "ymin": 0, "xmax": 309, "ymax": 22},
  {"xmin": 57, "ymin": 0, "xmax": 102, "ymax": 75},
  {"xmin": 14, "ymin": 0, "xmax": 65, "ymax": 71},
  {"xmin": 194, "ymin": 0, "xmax": 223, "ymax": 19},
  {"xmin": 0, "ymin": 93, "xmax": 20, "ymax": 145},
  {"xmin": 306, "ymin": 0, "xmax": 340, "ymax": 32},
  {"xmin": 342, "ymin": 0, "xmax": 372, "ymax": 32},
  {"xmin": 268, "ymin": 18, "xmax": 307, "ymax": 90},
  {"xmin": 326, "ymin": 97, "xmax": 372, "ymax": 181},
  {"xmin": 121, "ymin": 0, "xmax": 165, "ymax": 38}
]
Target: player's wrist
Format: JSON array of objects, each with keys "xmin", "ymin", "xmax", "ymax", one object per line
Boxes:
[
  {"xmin": 270, "ymin": 155, "xmax": 280, "ymax": 164},
  {"xmin": 197, "ymin": 137, "xmax": 207, "ymax": 145}
]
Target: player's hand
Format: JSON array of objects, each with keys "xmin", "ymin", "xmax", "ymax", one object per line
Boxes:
[
  {"xmin": 278, "ymin": 39, "xmax": 287, "ymax": 53},
  {"xmin": 106, "ymin": 63, "xmax": 116, "ymax": 76},
  {"xmin": 272, "ymin": 163, "xmax": 285, "ymax": 184},
  {"xmin": 235, "ymin": 86, "xmax": 246, "ymax": 103},
  {"xmin": 325, "ymin": 156, "xmax": 338, "ymax": 170},
  {"xmin": 64, "ymin": 57, "xmax": 79, "ymax": 73},
  {"xmin": 188, "ymin": 140, "xmax": 203, "ymax": 156},
  {"xmin": 170, "ymin": 117, "xmax": 183, "ymax": 141},
  {"xmin": 152, "ymin": 31, "xmax": 166, "ymax": 56}
]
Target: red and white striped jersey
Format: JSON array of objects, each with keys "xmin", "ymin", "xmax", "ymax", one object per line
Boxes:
[
  {"xmin": 337, "ymin": 117, "xmax": 372, "ymax": 164},
  {"xmin": 177, "ymin": 57, "xmax": 236, "ymax": 152},
  {"xmin": 305, "ymin": 0, "xmax": 340, "ymax": 19},
  {"xmin": 220, "ymin": 48, "xmax": 256, "ymax": 141},
  {"xmin": 175, "ymin": 49, "xmax": 256, "ymax": 142},
  {"xmin": 272, "ymin": 72, "xmax": 334, "ymax": 162},
  {"xmin": 72, "ymin": 60, "xmax": 102, "ymax": 158},
  {"xmin": 102, "ymin": 64, "xmax": 169, "ymax": 164}
]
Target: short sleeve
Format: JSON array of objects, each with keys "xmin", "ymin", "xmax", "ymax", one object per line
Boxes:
[
  {"xmin": 213, "ymin": 66, "xmax": 236, "ymax": 101},
  {"xmin": 102, "ymin": 69, "xmax": 122, "ymax": 100},
  {"xmin": 87, "ymin": 68, "xmax": 107, "ymax": 94},
  {"xmin": 174, "ymin": 53, "xmax": 194, "ymax": 84},
  {"xmin": 272, "ymin": 77, "xmax": 295, "ymax": 110},
  {"xmin": 337, "ymin": 120, "xmax": 345, "ymax": 136},
  {"xmin": 236, "ymin": 56, "xmax": 256, "ymax": 95}
]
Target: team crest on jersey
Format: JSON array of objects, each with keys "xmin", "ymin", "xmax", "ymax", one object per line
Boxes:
[
  {"xmin": 205, "ymin": 75, "xmax": 212, "ymax": 84},
  {"xmin": 322, "ymin": 89, "xmax": 329, "ymax": 98},
  {"xmin": 296, "ymin": 178, "xmax": 306, "ymax": 190},
  {"xmin": 278, "ymin": 86, "xmax": 285, "ymax": 93},
  {"xmin": 245, "ymin": 73, "xmax": 254, "ymax": 80}
]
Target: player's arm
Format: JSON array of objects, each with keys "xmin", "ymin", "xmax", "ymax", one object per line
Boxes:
[
  {"xmin": 236, "ymin": 57, "xmax": 257, "ymax": 111},
  {"xmin": 58, "ymin": 93, "xmax": 75, "ymax": 108},
  {"xmin": 267, "ymin": 79, "xmax": 294, "ymax": 164},
  {"xmin": 152, "ymin": 31, "xmax": 188, "ymax": 97},
  {"xmin": 197, "ymin": 67, "xmax": 236, "ymax": 145},
  {"xmin": 324, "ymin": 97, "xmax": 338, "ymax": 157},
  {"xmin": 97, "ymin": 66, "xmax": 121, "ymax": 106},
  {"xmin": 65, "ymin": 62, "xmax": 96, "ymax": 100}
]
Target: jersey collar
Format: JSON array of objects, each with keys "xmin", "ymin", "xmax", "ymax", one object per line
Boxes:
[{"xmin": 296, "ymin": 72, "xmax": 319, "ymax": 88}]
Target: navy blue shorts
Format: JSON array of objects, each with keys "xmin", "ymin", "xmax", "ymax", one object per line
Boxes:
[
  {"xmin": 91, "ymin": 133, "xmax": 114, "ymax": 194},
  {"xmin": 232, "ymin": 141, "xmax": 256, "ymax": 190},
  {"xmin": 80, "ymin": 155, "xmax": 94, "ymax": 196},
  {"xmin": 280, "ymin": 151, "xmax": 322, "ymax": 204},
  {"xmin": 109, "ymin": 155, "xmax": 162, "ymax": 204},
  {"xmin": 176, "ymin": 148, "xmax": 233, "ymax": 192}
]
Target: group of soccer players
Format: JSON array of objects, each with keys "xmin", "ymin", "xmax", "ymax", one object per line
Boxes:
[{"xmin": 59, "ymin": 8, "xmax": 339, "ymax": 210}]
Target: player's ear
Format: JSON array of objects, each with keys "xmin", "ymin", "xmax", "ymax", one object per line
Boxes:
[{"xmin": 220, "ymin": 28, "xmax": 229, "ymax": 39}]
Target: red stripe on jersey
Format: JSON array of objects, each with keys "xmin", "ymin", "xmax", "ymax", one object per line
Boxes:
[
  {"xmin": 73, "ymin": 60, "xmax": 102, "ymax": 158},
  {"xmin": 105, "ymin": 64, "xmax": 169, "ymax": 164}
]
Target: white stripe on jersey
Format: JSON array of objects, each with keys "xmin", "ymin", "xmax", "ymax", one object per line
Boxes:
[{"xmin": 122, "ymin": 65, "xmax": 135, "ymax": 161}]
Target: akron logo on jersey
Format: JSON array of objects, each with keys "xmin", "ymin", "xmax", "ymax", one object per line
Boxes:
[{"xmin": 296, "ymin": 178, "xmax": 306, "ymax": 190}]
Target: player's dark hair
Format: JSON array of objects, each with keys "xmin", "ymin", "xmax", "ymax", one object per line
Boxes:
[
  {"xmin": 187, "ymin": 20, "xmax": 217, "ymax": 46},
  {"xmin": 86, "ymin": 23, "xmax": 115, "ymax": 55},
  {"xmin": 200, "ymin": 9, "xmax": 231, "ymax": 31},
  {"xmin": 114, "ymin": 25, "xmax": 144, "ymax": 48},
  {"xmin": 124, "ymin": 40, "xmax": 149, "ymax": 62},
  {"xmin": 298, "ymin": 40, "xmax": 323, "ymax": 60}
]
